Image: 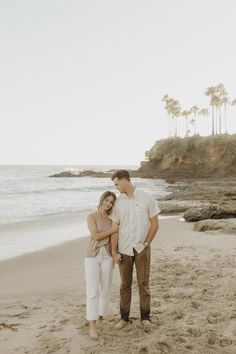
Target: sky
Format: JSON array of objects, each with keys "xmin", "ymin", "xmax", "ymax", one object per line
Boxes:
[{"xmin": 1, "ymin": 0, "xmax": 236, "ymax": 166}]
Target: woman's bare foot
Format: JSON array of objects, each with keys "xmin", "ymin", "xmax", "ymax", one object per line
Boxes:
[
  {"xmin": 89, "ymin": 328, "xmax": 98, "ymax": 340},
  {"xmin": 89, "ymin": 321, "xmax": 98, "ymax": 340}
]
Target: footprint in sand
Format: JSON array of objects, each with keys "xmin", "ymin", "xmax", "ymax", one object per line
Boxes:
[
  {"xmin": 186, "ymin": 316, "xmax": 196, "ymax": 325},
  {"xmin": 207, "ymin": 329, "xmax": 218, "ymax": 345},
  {"xmin": 171, "ymin": 309, "xmax": 184, "ymax": 320},
  {"xmin": 190, "ymin": 274, "xmax": 198, "ymax": 281},
  {"xmin": 176, "ymin": 336, "xmax": 187, "ymax": 344},
  {"xmin": 220, "ymin": 337, "xmax": 233, "ymax": 347},
  {"xmin": 174, "ymin": 246, "xmax": 185, "ymax": 251},
  {"xmin": 38, "ymin": 325, "xmax": 47, "ymax": 331},
  {"xmin": 1, "ymin": 308, "xmax": 31, "ymax": 319},
  {"xmin": 137, "ymin": 344, "xmax": 149, "ymax": 353},
  {"xmin": 207, "ymin": 312, "xmax": 224, "ymax": 324},
  {"xmin": 220, "ymin": 318, "xmax": 236, "ymax": 347},
  {"xmin": 39, "ymin": 334, "xmax": 70, "ymax": 354},
  {"xmin": 51, "ymin": 323, "xmax": 65, "ymax": 333},
  {"xmin": 156, "ymin": 337, "xmax": 172, "ymax": 353},
  {"xmin": 230, "ymin": 309, "xmax": 236, "ymax": 319},
  {"xmin": 191, "ymin": 301, "xmax": 201, "ymax": 310},
  {"xmin": 187, "ymin": 327, "xmax": 202, "ymax": 338}
]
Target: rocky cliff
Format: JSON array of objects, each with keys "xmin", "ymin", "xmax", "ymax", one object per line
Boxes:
[{"xmin": 138, "ymin": 134, "xmax": 236, "ymax": 179}]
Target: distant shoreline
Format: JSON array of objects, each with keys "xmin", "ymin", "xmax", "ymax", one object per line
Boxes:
[{"xmin": 0, "ymin": 209, "xmax": 174, "ymax": 262}]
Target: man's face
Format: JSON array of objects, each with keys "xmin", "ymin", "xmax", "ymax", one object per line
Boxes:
[{"xmin": 113, "ymin": 177, "xmax": 126, "ymax": 193}]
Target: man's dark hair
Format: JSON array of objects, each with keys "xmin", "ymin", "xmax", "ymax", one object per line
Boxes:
[{"xmin": 111, "ymin": 170, "xmax": 130, "ymax": 181}]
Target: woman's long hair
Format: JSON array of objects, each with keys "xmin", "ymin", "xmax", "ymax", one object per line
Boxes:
[{"xmin": 97, "ymin": 191, "xmax": 116, "ymax": 215}]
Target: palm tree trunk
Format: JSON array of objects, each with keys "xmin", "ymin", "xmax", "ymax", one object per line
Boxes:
[
  {"xmin": 211, "ymin": 105, "xmax": 214, "ymax": 135},
  {"xmin": 215, "ymin": 106, "xmax": 218, "ymax": 135},
  {"xmin": 171, "ymin": 116, "xmax": 174, "ymax": 137},
  {"xmin": 224, "ymin": 103, "xmax": 227, "ymax": 134},
  {"xmin": 185, "ymin": 116, "xmax": 188, "ymax": 137},
  {"xmin": 175, "ymin": 117, "xmax": 178, "ymax": 137},
  {"xmin": 219, "ymin": 106, "xmax": 222, "ymax": 134}
]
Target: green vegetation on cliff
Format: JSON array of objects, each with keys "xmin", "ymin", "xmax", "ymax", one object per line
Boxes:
[{"xmin": 139, "ymin": 134, "xmax": 236, "ymax": 178}]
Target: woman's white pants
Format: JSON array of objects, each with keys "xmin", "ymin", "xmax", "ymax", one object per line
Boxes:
[{"xmin": 85, "ymin": 249, "xmax": 114, "ymax": 321}]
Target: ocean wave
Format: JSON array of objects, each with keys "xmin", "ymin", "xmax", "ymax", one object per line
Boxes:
[{"xmin": 0, "ymin": 185, "xmax": 115, "ymax": 196}]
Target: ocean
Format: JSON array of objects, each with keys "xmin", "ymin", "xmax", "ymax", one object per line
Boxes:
[{"xmin": 0, "ymin": 165, "xmax": 169, "ymax": 260}]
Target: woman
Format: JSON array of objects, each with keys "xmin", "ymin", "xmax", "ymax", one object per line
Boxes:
[{"xmin": 85, "ymin": 191, "xmax": 118, "ymax": 339}]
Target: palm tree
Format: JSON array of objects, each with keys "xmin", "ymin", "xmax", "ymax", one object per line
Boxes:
[
  {"xmin": 162, "ymin": 95, "xmax": 172, "ymax": 137},
  {"xmin": 189, "ymin": 118, "xmax": 195, "ymax": 135},
  {"xmin": 162, "ymin": 83, "xmax": 232, "ymax": 138},
  {"xmin": 162, "ymin": 96, "xmax": 181, "ymax": 137},
  {"xmin": 231, "ymin": 99, "xmax": 236, "ymax": 133},
  {"xmin": 221, "ymin": 96, "xmax": 229, "ymax": 134},
  {"xmin": 173, "ymin": 100, "xmax": 181, "ymax": 137},
  {"xmin": 191, "ymin": 105, "xmax": 199, "ymax": 135},
  {"xmin": 214, "ymin": 95, "xmax": 221, "ymax": 134},
  {"xmin": 231, "ymin": 98, "xmax": 236, "ymax": 106},
  {"xmin": 205, "ymin": 83, "xmax": 228, "ymax": 135},
  {"xmin": 198, "ymin": 108, "xmax": 209, "ymax": 135},
  {"xmin": 205, "ymin": 86, "xmax": 216, "ymax": 135},
  {"xmin": 215, "ymin": 83, "xmax": 228, "ymax": 134},
  {"xmin": 182, "ymin": 110, "xmax": 191, "ymax": 137},
  {"xmin": 201, "ymin": 108, "xmax": 209, "ymax": 118}
]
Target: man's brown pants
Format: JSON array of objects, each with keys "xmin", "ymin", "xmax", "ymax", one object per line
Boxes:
[{"xmin": 118, "ymin": 246, "xmax": 150, "ymax": 321}]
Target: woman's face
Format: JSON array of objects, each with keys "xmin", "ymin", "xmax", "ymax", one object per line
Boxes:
[{"xmin": 102, "ymin": 195, "xmax": 115, "ymax": 211}]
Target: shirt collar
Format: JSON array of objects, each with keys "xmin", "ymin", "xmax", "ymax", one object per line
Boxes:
[{"xmin": 121, "ymin": 186, "xmax": 137, "ymax": 199}]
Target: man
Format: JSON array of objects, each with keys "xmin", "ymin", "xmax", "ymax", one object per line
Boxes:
[{"xmin": 110, "ymin": 170, "xmax": 160, "ymax": 329}]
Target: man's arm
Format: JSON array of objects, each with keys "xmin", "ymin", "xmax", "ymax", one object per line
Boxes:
[
  {"xmin": 144, "ymin": 215, "xmax": 159, "ymax": 245},
  {"xmin": 110, "ymin": 221, "xmax": 122, "ymax": 264}
]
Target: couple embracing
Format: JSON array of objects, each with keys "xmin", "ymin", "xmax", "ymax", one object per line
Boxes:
[{"xmin": 84, "ymin": 170, "xmax": 160, "ymax": 339}]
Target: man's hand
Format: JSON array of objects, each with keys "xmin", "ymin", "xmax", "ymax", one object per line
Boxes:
[{"xmin": 113, "ymin": 253, "xmax": 122, "ymax": 264}]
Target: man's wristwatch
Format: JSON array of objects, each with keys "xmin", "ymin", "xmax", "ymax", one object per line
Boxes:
[{"xmin": 144, "ymin": 242, "xmax": 149, "ymax": 247}]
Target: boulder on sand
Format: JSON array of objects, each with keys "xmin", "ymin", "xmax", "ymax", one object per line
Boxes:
[
  {"xmin": 194, "ymin": 219, "xmax": 236, "ymax": 235},
  {"xmin": 184, "ymin": 204, "xmax": 236, "ymax": 222}
]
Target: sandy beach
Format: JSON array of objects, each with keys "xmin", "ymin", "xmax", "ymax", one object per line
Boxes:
[{"xmin": 1, "ymin": 216, "xmax": 236, "ymax": 354}]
